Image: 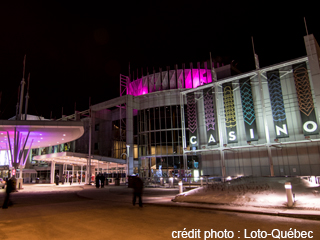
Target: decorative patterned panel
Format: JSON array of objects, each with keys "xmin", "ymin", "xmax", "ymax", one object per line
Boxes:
[
  {"xmin": 292, "ymin": 62, "xmax": 319, "ymax": 135},
  {"xmin": 204, "ymin": 90, "xmax": 215, "ymax": 131},
  {"xmin": 267, "ymin": 70, "xmax": 289, "ymax": 138},
  {"xmin": 187, "ymin": 93, "xmax": 198, "ymax": 148},
  {"xmin": 239, "ymin": 78, "xmax": 258, "ymax": 141},
  {"xmin": 293, "ymin": 64, "xmax": 314, "ymax": 116},
  {"xmin": 203, "ymin": 88, "xmax": 218, "ymax": 145},
  {"xmin": 187, "ymin": 93, "xmax": 197, "ymax": 134},
  {"xmin": 223, "ymin": 84, "xmax": 236, "ymax": 128},
  {"xmin": 223, "ymin": 83, "xmax": 238, "ymax": 143},
  {"xmin": 267, "ymin": 72, "xmax": 286, "ymax": 122}
]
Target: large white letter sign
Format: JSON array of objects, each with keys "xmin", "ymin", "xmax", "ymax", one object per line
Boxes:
[
  {"xmin": 208, "ymin": 134, "xmax": 216, "ymax": 144},
  {"xmin": 276, "ymin": 124, "xmax": 288, "ymax": 136},
  {"xmin": 190, "ymin": 136, "xmax": 197, "ymax": 145},
  {"xmin": 228, "ymin": 131, "xmax": 236, "ymax": 141},
  {"xmin": 303, "ymin": 121, "xmax": 318, "ymax": 133}
]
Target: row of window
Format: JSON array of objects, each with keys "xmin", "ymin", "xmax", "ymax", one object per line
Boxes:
[{"xmin": 138, "ymin": 105, "xmax": 187, "ymax": 132}]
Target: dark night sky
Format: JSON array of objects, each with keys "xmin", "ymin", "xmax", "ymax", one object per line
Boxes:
[{"xmin": 0, "ymin": 1, "xmax": 318, "ymax": 120}]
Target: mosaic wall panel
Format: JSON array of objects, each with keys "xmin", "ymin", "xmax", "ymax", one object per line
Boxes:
[
  {"xmin": 292, "ymin": 62, "xmax": 319, "ymax": 135},
  {"xmin": 267, "ymin": 70, "xmax": 289, "ymax": 138},
  {"xmin": 187, "ymin": 92, "xmax": 198, "ymax": 149},
  {"xmin": 239, "ymin": 78, "xmax": 258, "ymax": 141},
  {"xmin": 223, "ymin": 83, "xmax": 238, "ymax": 143},
  {"xmin": 203, "ymin": 87, "xmax": 218, "ymax": 145}
]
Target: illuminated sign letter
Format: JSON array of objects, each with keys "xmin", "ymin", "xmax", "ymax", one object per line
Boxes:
[
  {"xmin": 190, "ymin": 136, "xmax": 197, "ymax": 145},
  {"xmin": 303, "ymin": 121, "xmax": 318, "ymax": 133},
  {"xmin": 228, "ymin": 131, "xmax": 236, "ymax": 141},
  {"xmin": 276, "ymin": 124, "xmax": 288, "ymax": 136},
  {"xmin": 208, "ymin": 134, "xmax": 216, "ymax": 143}
]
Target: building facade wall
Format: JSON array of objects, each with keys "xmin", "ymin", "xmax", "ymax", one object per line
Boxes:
[{"xmin": 183, "ymin": 57, "xmax": 320, "ymax": 179}]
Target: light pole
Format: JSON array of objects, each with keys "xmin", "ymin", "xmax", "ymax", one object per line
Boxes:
[
  {"xmin": 126, "ymin": 144, "xmax": 130, "ymax": 177},
  {"xmin": 121, "ymin": 144, "xmax": 130, "ymax": 183}
]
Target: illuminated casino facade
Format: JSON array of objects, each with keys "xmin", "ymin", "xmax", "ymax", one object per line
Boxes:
[
  {"xmin": 3, "ymin": 34, "xmax": 320, "ymax": 183},
  {"xmin": 54, "ymin": 34, "xmax": 320, "ymax": 181},
  {"xmin": 121, "ymin": 33, "xmax": 320, "ymax": 179}
]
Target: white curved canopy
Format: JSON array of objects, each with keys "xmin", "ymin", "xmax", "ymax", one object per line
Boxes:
[{"xmin": 0, "ymin": 120, "xmax": 84, "ymax": 150}]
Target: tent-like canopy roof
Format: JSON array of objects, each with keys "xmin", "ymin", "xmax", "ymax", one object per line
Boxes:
[{"xmin": 0, "ymin": 120, "xmax": 84, "ymax": 150}]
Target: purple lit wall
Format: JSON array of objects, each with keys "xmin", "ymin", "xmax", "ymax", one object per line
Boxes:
[{"xmin": 127, "ymin": 69, "xmax": 212, "ymax": 96}]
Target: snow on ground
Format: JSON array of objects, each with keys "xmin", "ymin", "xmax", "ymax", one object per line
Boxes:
[{"xmin": 173, "ymin": 177, "xmax": 320, "ymax": 210}]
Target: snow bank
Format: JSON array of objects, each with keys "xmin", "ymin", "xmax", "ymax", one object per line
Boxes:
[{"xmin": 173, "ymin": 177, "xmax": 320, "ymax": 209}]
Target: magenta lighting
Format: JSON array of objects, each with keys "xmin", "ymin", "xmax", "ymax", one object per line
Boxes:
[
  {"xmin": 0, "ymin": 120, "xmax": 84, "ymax": 170},
  {"xmin": 127, "ymin": 68, "xmax": 213, "ymax": 96}
]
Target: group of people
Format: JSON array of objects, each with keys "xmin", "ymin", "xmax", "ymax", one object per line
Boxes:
[{"xmin": 55, "ymin": 173, "xmax": 83, "ymax": 185}]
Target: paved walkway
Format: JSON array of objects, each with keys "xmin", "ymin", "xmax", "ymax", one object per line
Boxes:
[{"xmin": 3, "ymin": 183, "xmax": 320, "ymax": 220}]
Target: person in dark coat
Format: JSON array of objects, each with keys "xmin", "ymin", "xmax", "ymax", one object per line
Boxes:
[
  {"xmin": 132, "ymin": 175, "xmax": 143, "ymax": 207},
  {"xmin": 100, "ymin": 173, "xmax": 105, "ymax": 188},
  {"xmin": 55, "ymin": 174, "xmax": 59, "ymax": 185},
  {"xmin": 69, "ymin": 175, "xmax": 73, "ymax": 185},
  {"xmin": 95, "ymin": 173, "xmax": 100, "ymax": 188},
  {"xmin": 2, "ymin": 177, "xmax": 14, "ymax": 209}
]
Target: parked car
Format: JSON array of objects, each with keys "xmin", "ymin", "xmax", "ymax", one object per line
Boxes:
[{"xmin": 0, "ymin": 178, "xmax": 5, "ymax": 189}]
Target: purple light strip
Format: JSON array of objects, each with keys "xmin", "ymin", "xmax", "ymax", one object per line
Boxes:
[{"xmin": 6, "ymin": 131, "xmax": 13, "ymax": 166}]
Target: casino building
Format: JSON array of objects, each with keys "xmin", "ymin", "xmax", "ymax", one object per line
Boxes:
[{"xmin": 3, "ymin": 34, "xmax": 320, "ymax": 184}]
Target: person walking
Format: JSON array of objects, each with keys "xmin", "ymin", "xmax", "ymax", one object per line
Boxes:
[
  {"xmin": 132, "ymin": 174, "xmax": 143, "ymax": 207},
  {"xmin": 69, "ymin": 175, "xmax": 73, "ymax": 185},
  {"xmin": 100, "ymin": 173, "xmax": 105, "ymax": 188},
  {"xmin": 55, "ymin": 174, "xmax": 59, "ymax": 185},
  {"xmin": 2, "ymin": 177, "xmax": 15, "ymax": 209},
  {"xmin": 95, "ymin": 173, "xmax": 100, "ymax": 188}
]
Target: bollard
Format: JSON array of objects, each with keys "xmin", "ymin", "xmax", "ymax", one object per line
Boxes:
[
  {"xmin": 160, "ymin": 177, "xmax": 164, "ymax": 186},
  {"xmin": 285, "ymin": 182, "xmax": 294, "ymax": 207},
  {"xmin": 200, "ymin": 177, "xmax": 203, "ymax": 187},
  {"xmin": 169, "ymin": 177, "xmax": 174, "ymax": 188},
  {"xmin": 179, "ymin": 180, "xmax": 183, "ymax": 193}
]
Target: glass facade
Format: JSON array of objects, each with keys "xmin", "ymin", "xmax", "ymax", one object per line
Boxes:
[{"xmin": 137, "ymin": 105, "xmax": 199, "ymax": 180}]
